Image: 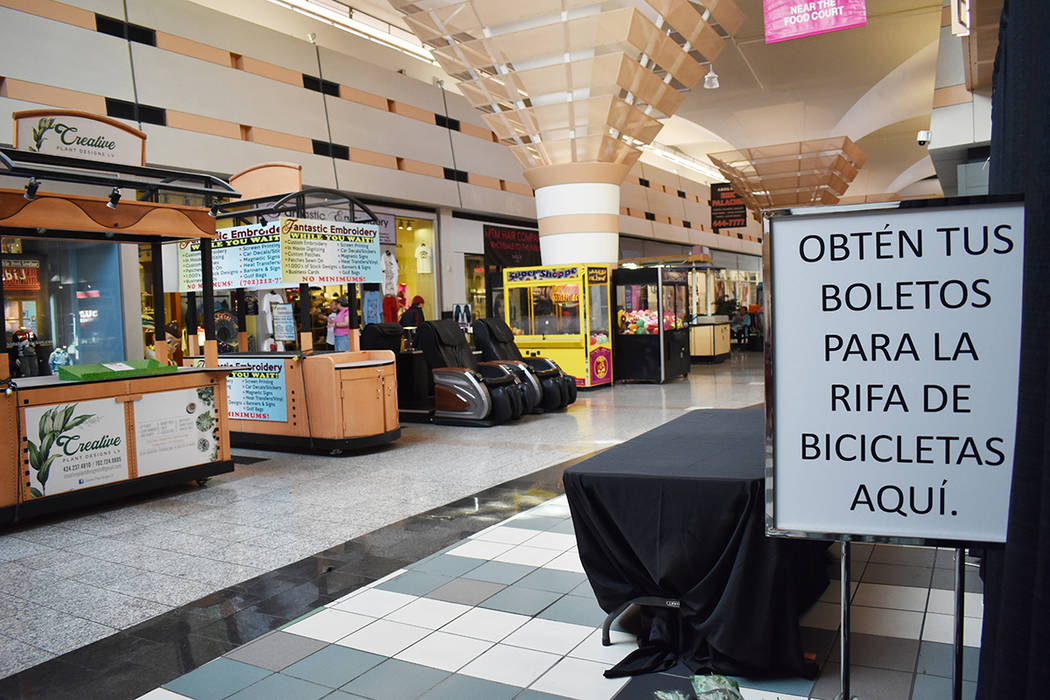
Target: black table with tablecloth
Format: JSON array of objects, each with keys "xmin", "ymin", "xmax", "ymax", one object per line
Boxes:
[{"xmin": 563, "ymin": 407, "xmax": 828, "ymax": 679}]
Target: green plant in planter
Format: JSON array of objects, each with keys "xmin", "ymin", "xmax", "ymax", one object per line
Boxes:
[{"xmin": 25, "ymin": 405, "xmax": 94, "ymax": 498}]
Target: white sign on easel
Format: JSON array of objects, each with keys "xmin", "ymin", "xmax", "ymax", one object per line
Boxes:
[{"xmin": 768, "ymin": 198, "xmax": 1025, "ymax": 544}]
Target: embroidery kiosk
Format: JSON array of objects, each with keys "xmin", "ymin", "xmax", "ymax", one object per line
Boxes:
[
  {"xmin": 181, "ymin": 163, "xmax": 400, "ymax": 454},
  {"xmin": 0, "ymin": 111, "xmax": 240, "ymax": 524}
]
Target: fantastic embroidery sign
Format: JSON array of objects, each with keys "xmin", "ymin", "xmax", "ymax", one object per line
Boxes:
[
  {"xmin": 768, "ymin": 199, "xmax": 1025, "ymax": 543},
  {"xmin": 280, "ymin": 217, "xmax": 381, "ymax": 285},
  {"xmin": 764, "ymin": 0, "xmax": 867, "ymax": 44},
  {"xmin": 177, "ymin": 222, "xmax": 282, "ymax": 292}
]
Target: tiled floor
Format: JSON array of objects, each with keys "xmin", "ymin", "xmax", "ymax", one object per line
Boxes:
[
  {"xmin": 142, "ymin": 496, "xmax": 983, "ymax": 700},
  {"xmin": 0, "ymin": 352, "xmax": 983, "ymax": 699}
]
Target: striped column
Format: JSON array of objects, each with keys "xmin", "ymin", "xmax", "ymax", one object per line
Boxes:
[{"xmin": 525, "ymin": 163, "xmax": 627, "ymax": 266}]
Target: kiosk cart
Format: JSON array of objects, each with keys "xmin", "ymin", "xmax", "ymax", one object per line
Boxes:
[
  {"xmin": 188, "ymin": 185, "xmax": 400, "ymax": 453},
  {"xmin": 503, "ymin": 264, "xmax": 612, "ymax": 388},
  {"xmin": 612, "ymin": 266, "xmax": 691, "ymax": 383},
  {"xmin": 0, "ymin": 137, "xmax": 240, "ymax": 524}
]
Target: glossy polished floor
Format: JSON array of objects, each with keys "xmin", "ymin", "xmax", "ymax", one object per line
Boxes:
[
  {"xmin": 0, "ymin": 352, "xmax": 983, "ymax": 699},
  {"xmin": 0, "ymin": 353, "xmax": 764, "ymax": 686}
]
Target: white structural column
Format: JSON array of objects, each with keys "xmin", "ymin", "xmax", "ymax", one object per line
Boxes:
[{"xmin": 534, "ymin": 181, "xmax": 621, "ymax": 265}]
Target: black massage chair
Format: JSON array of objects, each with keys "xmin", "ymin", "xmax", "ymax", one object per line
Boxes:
[
  {"xmin": 471, "ymin": 317, "xmax": 577, "ymax": 411},
  {"xmin": 416, "ymin": 319, "xmax": 526, "ymax": 426}
]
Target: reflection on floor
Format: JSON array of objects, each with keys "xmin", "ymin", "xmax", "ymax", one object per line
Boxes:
[{"xmin": 0, "ymin": 353, "xmax": 982, "ymax": 699}]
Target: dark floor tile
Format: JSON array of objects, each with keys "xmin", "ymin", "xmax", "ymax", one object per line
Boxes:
[
  {"xmin": 911, "ymin": 672, "xmax": 977, "ymax": 700},
  {"xmin": 125, "ymin": 609, "xmax": 212, "ymax": 644},
  {"xmin": 183, "ymin": 588, "xmax": 267, "ymax": 626},
  {"xmin": 340, "ymin": 659, "xmax": 449, "ymax": 699},
  {"xmin": 861, "ymin": 563, "xmax": 934, "ymax": 588},
  {"xmin": 425, "ymin": 576, "xmax": 505, "ymax": 605},
  {"xmin": 164, "ymin": 657, "xmax": 271, "ymax": 700},
  {"xmin": 868, "ymin": 545, "xmax": 937, "ymax": 567},
  {"xmin": 282, "ymin": 646, "xmax": 385, "ymax": 689},
  {"xmin": 535, "ymin": 592, "xmax": 607, "ymax": 627},
  {"xmin": 52, "ymin": 630, "xmax": 164, "ymax": 676},
  {"xmin": 407, "ymin": 553, "xmax": 484, "ymax": 578},
  {"xmin": 252, "ymin": 580, "xmax": 340, "ymax": 618},
  {"xmin": 930, "ymin": 567, "xmax": 984, "ymax": 593},
  {"xmin": 0, "ymin": 659, "xmax": 96, "ymax": 700},
  {"xmin": 800, "ymin": 626, "xmax": 838, "ymax": 666},
  {"xmin": 915, "ymin": 641, "xmax": 979, "ymax": 682},
  {"xmin": 375, "ymin": 570, "xmax": 454, "ymax": 597},
  {"xmin": 194, "ymin": 607, "xmax": 290, "ymax": 646},
  {"xmin": 462, "ymin": 560, "xmax": 535, "ymax": 584},
  {"xmin": 234, "ymin": 571, "xmax": 306, "ymax": 601},
  {"xmin": 478, "ymin": 585, "xmax": 562, "ymax": 616},
  {"xmin": 228, "ymin": 672, "xmax": 331, "ymax": 700},
  {"xmin": 506, "ymin": 515, "xmax": 569, "ymax": 532},
  {"xmin": 125, "ymin": 633, "xmax": 241, "ymax": 678},
  {"xmin": 418, "ymin": 673, "xmax": 521, "ymax": 700},
  {"xmin": 613, "ymin": 672, "xmax": 693, "ymax": 699},
  {"xmin": 224, "ymin": 630, "xmax": 328, "ymax": 671},
  {"xmin": 851, "ymin": 633, "xmax": 920, "ymax": 672},
  {"xmin": 516, "ymin": 568, "xmax": 587, "ymax": 594},
  {"xmin": 810, "ymin": 663, "xmax": 914, "ymax": 700}
]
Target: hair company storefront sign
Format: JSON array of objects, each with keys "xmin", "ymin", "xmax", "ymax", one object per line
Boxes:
[
  {"xmin": 767, "ymin": 198, "xmax": 1025, "ymax": 544},
  {"xmin": 14, "ymin": 110, "xmax": 146, "ymax": 165},
  {"xmin": 764, "ymin": 0, "xmax": 867, "ymax": 44}
]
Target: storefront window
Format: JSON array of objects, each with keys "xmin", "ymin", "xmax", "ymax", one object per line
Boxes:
[
  {"xmin": 588, "ymin": 282, "xmax": 609, "ymax": 341},
  {"xmin": 391, "ymin": 216, "xmax": 435, "ymax": 322},
  {"xmin": 464, "ymin": 254, "xmax": 486, "ymax": 320},
  {"xmin": 3, "ymin": 236, "xmax": 125, "ymax": 372},
  {"xmin": 507, "ymin": 287, "xmax": 531, "ymax": 335},
  {"xmin": 532, "ymin": 284, "xmax": 579, "ymax": 336}
]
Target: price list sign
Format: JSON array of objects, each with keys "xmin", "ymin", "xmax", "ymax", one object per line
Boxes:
[
  {"xmin": 178, "ymin": 223, "xmax": 282, "ymax": 291},
  {"xmin": 768, "ymin": 199, "xmax": 1025, "ymax": 543},
  {"xmin": 280, "ymin": 217, "xmax": 381, "ymax": 285}
]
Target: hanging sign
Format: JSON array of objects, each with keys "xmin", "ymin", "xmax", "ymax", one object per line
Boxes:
[
  {"xmin": 301, "ymin": 207, "xmax": 394, "ymax": 245},
  {"xmin": 177, "ymin": 222, "xmax": 282, "ymax": 292},
  {"xmin": 768, "ymin": 199, "xmax": 1025, "ymax": 544},
  {"xmin": 2, "ymin": 258, "xmax": 41, "ymax": 291},
  {"xmin": 280, "ymin": 217, "xmax": 381, "ymax": 285},
  {"xmin": 24, "ymin": 399, "xmax": 130, "ymax": 498},
  {"xmin": 711, "ymin": 183, "xmax": 747, "ymax": 231},
  {"xmin": 14, "ymin": 110, "xmax": 146, "ymax": 165},
  {"xmin": 763, "ymin": 0, "xmax": 867, "ymax": 44}
]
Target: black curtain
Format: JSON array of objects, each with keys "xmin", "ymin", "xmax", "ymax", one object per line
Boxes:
[{"xmin": 977, "ymin": 1, "xmax": 1050, "ymax": 697}]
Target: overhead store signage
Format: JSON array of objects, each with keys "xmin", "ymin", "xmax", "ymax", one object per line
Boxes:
[
  {"xmin": 13, "ymin": 110, "xmax": 146, "ymax": 165},
  {"xmin": 506, "ymin": 266, "xmax": 579, "ymax": 283},
  {"xmin": 711, "ymin": 183, "xmax": 747, "ymax": 232},
  {"xmin": 763, "ymin": 0, "xmax": 867, "ymax": 44},
  {"xmin": 3, "ymin": 258, "xmax": 41, "ymax": 291},
  {"xmin": 768, "ymin": 199, "xmax": 1025, "ymax": 544},
  {"xmin": 177, "ymin": 217, "xmax": 381, "ymax": 292},
  {"xmin": 301, "ymin": 207, "xmax": 395, "ymax": 245}
]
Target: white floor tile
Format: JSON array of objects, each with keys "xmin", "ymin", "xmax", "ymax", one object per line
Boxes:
[
  {"xmin": 529, "ymin": 656, "xmax": 629, "ymax": 700},
  {"xmin": 739, "ymin": 689, "xmax": 809, "ymax": 700},
  {"xmin": 852, "ymin": 583, "xmax": 929, "ymax": 612},
  {"xmin": 446, "ymin": 539, "xmax": 515, "ymax": 560},
  {"xmin": 544, "ymin": 550, "xmax": 586, "ymax": 573},
  {"xmin": 851, "ymin": 606, "xmax": 924, "ymax": 639},
  {"xmin": 522, "ymin": 531, "xmax": 578, "ymax": 552},
  {"xmin": 470, "ymin": 526, "xmax": 538, "ymax": 545},
  {"xmin": 800, "ymin": 601, "xmax": 840, "ymax": 630},
  {"xmin": 818, "ymin": 580, "xmax": 858, "ymax": 603},
  {"xmin": 335, "ymin": 618, "xmax": 430, "ymax": 656},
  {"xmin": 568, "ymin": 628, "xmax": 638, "ymax": 665},
  {"xmin": 329, "ymin": 589, "xmax": 416, "ymax": 618},
  {"xmin": 926, "ymin": 589, "xmax": 983, "ymax": 619},
  {"xmin": 439, "ymin": 607, "xmax": 532, "ymax": 643},
  {"xmin": 394, "ymin": 630, "xmax": 493, "ymax": 672},
  {"xmin": 502, "ymin": 618, "xmax": 594, "ymax": 656},
  {"xmin": 493, "ymin": 545, "xmax": 560, "ymax": 567},
  {"xmin": 459, "ymin": 643, "xmax": 561, "ymax": 687},
  {"xmin": 385, "ymin": 597, "xmax": 471, "ymax": 630},
  {"xmin": 136, "ymin": 690, "xmax": 191, "ymax": 700},
  {"xmin": 283, "ymin": 608, "xmax": 374, "ymax": 643},
  {"xmin": 922, "ymin": 612, "xmax": 983, "ymax": 646}
]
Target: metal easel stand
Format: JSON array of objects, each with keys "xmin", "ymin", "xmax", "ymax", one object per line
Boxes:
[
  {"xmin": 952, "ymin": 547, "xmax": 967, "ymax": 700},
  {"xmin": 836, "ymin": 540, "xmax": 855, "ymax": 700}
]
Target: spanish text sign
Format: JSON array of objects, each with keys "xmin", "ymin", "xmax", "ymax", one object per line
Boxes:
[
  {"xmin": 764, "ymin": 0, "xmax": 867, "ymax": 44},
  {"xmin": 769, "ymin": 200, "xmax": 1025, "ymax": 543}
]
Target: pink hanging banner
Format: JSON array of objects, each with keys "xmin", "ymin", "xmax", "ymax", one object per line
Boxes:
[{"xmin": 764, "ymin": 0, "xmax": 867, "ymax": 44}]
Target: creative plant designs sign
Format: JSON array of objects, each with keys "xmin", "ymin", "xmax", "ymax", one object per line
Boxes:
[
  {"xmin": 764, "ymin": 0, "xmax": 867, "ymax": 44},
  {"xmin": 25, "ymin": 399, "xmax": 129, "ymax": 498},
  {"xmin": 769, "ymin": 200, "xmax": 1025, "ymax": 543},
  {"xmin": 14, "ymin": 111, "xmax": 145, "ymax": 165},
  {"xmin": 177, "ymin": 222, "xmax": 283, "ymax": 292},
  {"xmin": 135, "ymin": 387, "xmax": 220, "ymax": 475},
  {"xmin": 280, "ymin": 217, "xmax": 381, "ymax": 285}
]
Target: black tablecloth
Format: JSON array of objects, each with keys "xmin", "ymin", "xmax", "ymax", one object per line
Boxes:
[{"xmin": 564, "ymin": 407, "xmax": 828, "ymax": 679}]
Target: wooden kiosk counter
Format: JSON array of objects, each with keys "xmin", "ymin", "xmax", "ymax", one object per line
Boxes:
[{"xmin": 0, "ymin": 121, "xmax": 241, "ymax": 524}]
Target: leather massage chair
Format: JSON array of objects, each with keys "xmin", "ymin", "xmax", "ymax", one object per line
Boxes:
[
  {"xmin": 470, "ymin": 317, "xmax": 577, "ymax": 411},
  {"xmin": 416, "ymin": 319, "xmax": 527, "ymax": 425}
]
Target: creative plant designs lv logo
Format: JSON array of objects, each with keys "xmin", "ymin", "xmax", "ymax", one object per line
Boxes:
[
  {"xmin": 30, "ymin": 117, "xmax": 56, "ymax": 151},
  {"xmin": 25, "ymin": 404, "xmax": 94, "ymax": 498}
]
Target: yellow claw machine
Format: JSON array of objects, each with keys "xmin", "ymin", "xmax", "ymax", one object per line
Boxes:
[{"xmin": 503, "ymin": 264, "xmax": 612, "ymax": 388}]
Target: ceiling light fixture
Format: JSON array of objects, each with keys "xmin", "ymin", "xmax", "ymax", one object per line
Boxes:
[
  {"xmin": 703, "ymin": 66, "xmax": 719, "ymax": 90},
  {"xmin": 106, "ymin": 188, "xmax": 121, "ymax": 209},
  {"xmin": 24, "ymin": 178, "xmax": 39, "ymax": 201}
]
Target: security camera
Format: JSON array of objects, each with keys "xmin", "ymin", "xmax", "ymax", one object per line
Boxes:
[{"xmin": 917, "ymin": 130, "xmax": 931, "ymax": 147}]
